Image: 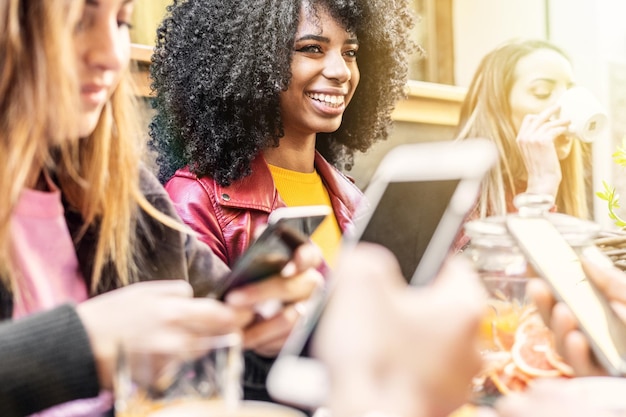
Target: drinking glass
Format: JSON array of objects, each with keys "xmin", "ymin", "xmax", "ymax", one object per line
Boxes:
[
  {"xmin": 115, "ymin": 333, "xmax": 243, "ymax": 417},
  {"xmin": 478, "ymin": 276, "xmax": 529, "ymax": 353},
  {"xmin": 473, "ymin": 276, "xmax": 532, "ymax": 405}
]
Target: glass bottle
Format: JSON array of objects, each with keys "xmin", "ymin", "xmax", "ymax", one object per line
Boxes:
[
  {"xmin": 464, "ymin": 193, "xmax": 600, "ymax": 280},
  {"xmin": 464, "ymin": 193, "xmax": 601, "ymax": 403}
]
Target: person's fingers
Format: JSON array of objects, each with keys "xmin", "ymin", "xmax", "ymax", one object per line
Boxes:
[
  {"xmin": 242, "ymin": 304, "xmax": 301, "ymax": 351},
  {"xmin": 549, "ymin": 302, "xmax": 604, "ymax": 376},
  {"xmin": 517, "ymin": 105, "xmax": 569, "ymax": 148},
  {"xmin": 527, "ymin": 278, "xmax": 556, "ymax": 326},
  {"xmin": 541, "ymin": 125, "xmax": 569, "ymax": 140},
  {"xmin": 250, "ymin": 339, "xmax": 286, "ymax": 357},
  {"xmin": 128, "ymin": 280, "xmax": 194, "ymax": 297},
  {"xmin": 167, "ymin": 297, "xmax": 241, "ymax": 335},
  {"xmin": 252, "ymin": 224, "xmax": 267, "ymax": 240},
  {"xmin": 582, "ymin": 257, "xmax": 626, "ymax": 304},
  {"xmin": 336, "ymin": 242, "xmax": 405, "ymax": 289},
  {"xmin": 610, "ymin": 301, "xmax": 626, "ymax": 323},
  {"xmin": 562, "ymin": 330, "xmax": 606, "ymax": 376},
  {"xmin": 433, "ymin": 256, "xmax": 485, "ymax": 315},
  {"xmin": 314, "ymin": 243, "xmax": 402, "ymax": 361},
  {"xmin": 244, "ymin": 321, "xmax": 291, "ymax": 354},
  {"xmin": 225, "ymin": 268, "xmax": 323, "ymax": 307},
  {"xmin": 542, "ymin": 119, "xmax": 571, "ymax": 130},
  {"xmin": 282, "ymin": 243, "xmax": 323, "ymax": 277},
  {"xmin": 517, "ymin": 125, "xmax": 568, "ymax": 145},
  {"xmin": 518, "ymin": 105, "xmax": 559, "ymax": 131},
  {"xmin": 433, "ymin": 255, "xmax": 477, "ymax": 289},
  {"xmin": 434, "ymin": 255, "xmax": 476, "ymax": 285},
  {"xmin": 231, "ymin": 307, "xmax": 256, "ymax": 328},
  {"xmin": 227, "ymin": 243, "xmax": 323, "ymax": 307},
  {"xmin": 243, "ymin": 314, "xmax": 291, "ymax": 349},
  {"xmin": 550, "ymin": 302, "xmax": 578, "ymax": 357},
  {"xmin": 534, "ymin": 103, "xmax": 562, "ymax": 123}
]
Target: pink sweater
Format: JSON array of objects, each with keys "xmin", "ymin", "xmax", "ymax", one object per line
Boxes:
[{"xmin": 11, "ymin": 187, "xmax": 112, "ymax": 416}]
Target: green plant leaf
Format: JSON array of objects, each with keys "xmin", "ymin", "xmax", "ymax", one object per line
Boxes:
[
  {"xmin": 597, "ymin": 181, "xmax": 626, "ymax": 227},
  {"xmin": 613, "ymin": 138, "xmax": 626, "ymax": 167}
]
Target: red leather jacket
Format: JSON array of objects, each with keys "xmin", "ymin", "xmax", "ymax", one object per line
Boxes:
[{"xmin": 165, "ymin": 152, "xmax": 364, "ymax": 266}]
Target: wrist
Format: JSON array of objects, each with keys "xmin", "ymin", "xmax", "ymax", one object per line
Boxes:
[
  {"xmin": 526, "ymin": 175, "xmax": 560, "ymax": 198},
  {"xmin": 513, "ymin": 192, "xmax": 556, "ymax": 215},
  {"xmin": 76, "ymin": 303, "xmax": 114, "ymax": 390}
]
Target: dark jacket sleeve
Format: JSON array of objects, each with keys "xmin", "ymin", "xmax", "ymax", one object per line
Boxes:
[
  {"xmin": 140, "ymin": 168, "xmax": 276, "ymax": 402},
  {"xmin": 164, "ymin": 173, "xmax": 231, "ymax": 265},
  {"xmin": 137, "ymin": 167, "xmax": 230, "ymax": 296},
  {"xmin": 0, "ymin": 304, "xmax": 100, "ymax": 417}
]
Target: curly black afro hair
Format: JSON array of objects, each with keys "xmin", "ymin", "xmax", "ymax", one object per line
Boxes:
[{"xmin": 150, "ymin": 0, "xmax": 416, "ymax": 186}]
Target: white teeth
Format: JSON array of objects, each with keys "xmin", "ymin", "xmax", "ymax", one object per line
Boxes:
[{"xmin": 307, "ymin": 93, "xmax": 345, "ymax": 107}]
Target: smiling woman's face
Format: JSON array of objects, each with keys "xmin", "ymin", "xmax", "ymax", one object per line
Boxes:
[
  {"xmin": 279, "ymin": 5, "xmax": 360, "ymax": 139},
  {"xmin": 73, "ymin": 0, "xmax": 134, "ymax": 138},
  {"xmin": 508, "ymin": 48, "xmax": 575, "ymax": 160}
]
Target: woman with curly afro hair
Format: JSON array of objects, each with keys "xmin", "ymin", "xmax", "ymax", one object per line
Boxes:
[
  {"xmin": 152, "ymin": 0, "xmax": 415, "ymax": 262},
  {"xmin": 151, "ymin": 0, "xmax": 414, "ymax": 400}
]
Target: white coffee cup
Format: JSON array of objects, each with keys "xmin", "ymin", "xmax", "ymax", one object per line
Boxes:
[{"xmin": 558, "ymin": 86, "xmax": 608, "ymax": 143}]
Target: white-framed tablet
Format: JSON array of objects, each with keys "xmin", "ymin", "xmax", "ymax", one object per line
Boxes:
[{"xmin": 267, "ymin": 138, "xmax": 498, "ymax": 409}]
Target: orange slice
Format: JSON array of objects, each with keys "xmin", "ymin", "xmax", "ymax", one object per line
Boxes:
[
  {"xmin": 511, "ymin": 315, "xmax": 563, "ymax": 378},
  {"xmin": 485, "ymin": 367, "xmax": 529, "ymax": 395},
  {"xmin": 545, "ymin": 347, "xmax": 575, "ymax": 377}
]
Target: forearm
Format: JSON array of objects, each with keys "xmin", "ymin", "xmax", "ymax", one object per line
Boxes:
[{"xmin": 0, "ymin": 304, "xmax": 100, "ymax": 416}]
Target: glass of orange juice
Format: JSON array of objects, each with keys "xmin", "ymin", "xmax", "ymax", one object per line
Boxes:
[{"xmin": 115, "ymin": 333, "xmax": 243, "ymax": 417}]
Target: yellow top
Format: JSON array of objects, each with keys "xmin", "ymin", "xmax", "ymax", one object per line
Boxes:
[{"xmin": 268, "ymin": 164, "xmax": 342, "ymax": 266}]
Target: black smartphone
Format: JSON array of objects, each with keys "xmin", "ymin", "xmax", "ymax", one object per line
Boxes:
[
  {"xmin": 507, "ymin": 215, "xmax": 626, "ymax": 377},
  {"xmin": 210, "ymin": 205, "xmax": 331, "ymax": 299}
]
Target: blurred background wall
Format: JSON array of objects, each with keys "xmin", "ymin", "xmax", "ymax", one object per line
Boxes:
[{"xmin": 130, "ymin": 0, "xmax": 626, "ymax": 226}]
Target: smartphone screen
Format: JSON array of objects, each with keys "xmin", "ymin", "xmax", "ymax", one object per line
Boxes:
[
  {"xmin": 211, "ymin": 206, "xmax": 330, "ymax": 299},
  {"xmin": 359, "ymin": 179, "xmax": 460, "ymax": 282},
  {"xmin": 268, "ymin": 205, "xmax": 331, "ymax": 235}
]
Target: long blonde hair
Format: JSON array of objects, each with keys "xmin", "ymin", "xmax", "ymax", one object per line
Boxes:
[
  {"xmin": 456, "ymin": 39, "xmax": 590, "ymax": 219},
  {"xmin": 0, "ymin": 0, "xmax": 182, "ymax": 293}
]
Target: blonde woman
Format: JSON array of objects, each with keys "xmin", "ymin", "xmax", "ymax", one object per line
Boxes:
[
  {"xmin": 456, "ymin": 39, "xmax": 589, "ymax": 228},
  {"xmin": 0, "ymin": 0, "xmax": 320, "ymax": 415}
]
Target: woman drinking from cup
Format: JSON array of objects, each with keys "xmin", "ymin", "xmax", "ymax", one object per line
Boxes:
[{"xmin": 454, "ymin": 39, "xmax": 595, "ymax": 253}]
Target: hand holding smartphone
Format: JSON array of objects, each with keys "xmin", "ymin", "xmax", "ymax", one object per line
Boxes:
[
  {"xmin": 266, "ymin": 138, "xmax": 499, "ymax": 408},
  {"xmin": 507, "ymin": 216, "xmax": 626, "ymax": 376},
  {"xmin": 209, "ymin": 205, "xmax": 330, "ymax": 300}
]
